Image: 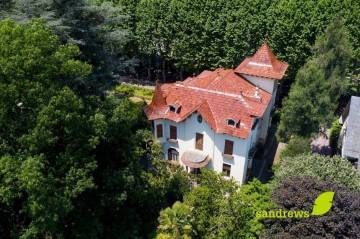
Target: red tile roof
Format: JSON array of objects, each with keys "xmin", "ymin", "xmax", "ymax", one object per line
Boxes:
[
  {"xmin": 235, "ymin": 42, "xmax": 288, "ymax": 80},
  {"xmin": 144, "ymin": 68, "xmax": 272, "ymax": 139}
]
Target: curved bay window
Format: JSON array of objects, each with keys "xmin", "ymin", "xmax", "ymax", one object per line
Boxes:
[{"xmin": 168, "ymin": 148, "xmax": 179, "ymax": 161}]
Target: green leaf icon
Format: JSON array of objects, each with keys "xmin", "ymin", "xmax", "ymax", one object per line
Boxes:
[{"xmin": 311, "ymin": 191, "xmax": 335, "ymax": 216}]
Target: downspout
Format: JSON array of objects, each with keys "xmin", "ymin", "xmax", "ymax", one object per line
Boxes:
[{"xmin": 212, "ymin": 128, "xmax": 216, "ymax": 169}]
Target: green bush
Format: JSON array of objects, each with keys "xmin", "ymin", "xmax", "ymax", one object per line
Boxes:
[
  {"xmin": 115, "ymin": 84, "xmax": 154, "ymax": 100},
  {"xmin": 280, "ymin": 136, "xmax": 311, "ymax": 159},
  {"xmin": 271, "ymin": 153, "xmax": 360, "ymax": 192},
  {"xmin": 329, "ymin": 120, "xmax": 341, "ymax": 155}
]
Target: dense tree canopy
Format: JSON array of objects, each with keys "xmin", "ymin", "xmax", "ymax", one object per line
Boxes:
[
  {"xmin": 157, "ymin": 171, "xmax": 274, "ymax": 239},
  {"xmin": 264, "ymin": 177, "xmax": 360, "ymax": 239},
  {"xmin": 0, "ymin": 19, "xmax": 189, "ymax": 238},
  {"xmin": 1, "ymin": 0, "xmax": 136, "ymax": 93},
  {"xmin": 271, "ymin": 153, "xmax": 360, "ymax": 193},
  {"xmin": 131, "ymin": 0, "xmax": 360, "ymax": 85},
  {"xmin": 277, "ymin": 19, "xmax": 353, "ymax": 140}
]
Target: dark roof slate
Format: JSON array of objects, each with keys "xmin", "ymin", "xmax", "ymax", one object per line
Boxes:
[{"xmin": 343, "ymin": 96, "xmax": 360, "ymax": 159}]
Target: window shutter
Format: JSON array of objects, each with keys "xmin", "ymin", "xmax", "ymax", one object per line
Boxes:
[
  {"xmin": 156, "ymin": 124, "xmax": 163, "ymax": 138},
  {"xmin": 170, "ymin": 125, "xmax": 177, "ymax": 139},
  {"xmin": 195, "ymin": 133, "xmax": 203, "ymax": 150},
  {"xmin": 224, "ymin": 140, "xmax": 234, "ymax": 155}
]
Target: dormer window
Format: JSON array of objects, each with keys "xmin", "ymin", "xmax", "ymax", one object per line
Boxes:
[
  {"xmin": 169, "ymin": 105, "xmax": 176, "ymax": 112},
  {"xmin": 168, "ymin": 100, "xmax": 181, "ymax": 113},
  {"xmin": 227, "ymin": 119, "xmax": 236, "ymax": 127}
]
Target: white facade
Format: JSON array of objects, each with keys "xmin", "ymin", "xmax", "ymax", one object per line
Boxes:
[
  {"xmin": 242, "ymin": 74, "xmax": 278, "ymax": 143},
  {"xmin": 154, "ymin": 111, "xmax": 262, "ymax": 184}
]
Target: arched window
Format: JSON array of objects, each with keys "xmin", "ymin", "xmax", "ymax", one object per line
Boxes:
[{"xmin": 168, "ymin": 148, "xmax": 179, "ymax": 161}]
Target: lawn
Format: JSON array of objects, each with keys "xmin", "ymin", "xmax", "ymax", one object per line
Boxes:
[{"xmin": 115, "ymin": 83, "xmax": 154, "ymax": 101}]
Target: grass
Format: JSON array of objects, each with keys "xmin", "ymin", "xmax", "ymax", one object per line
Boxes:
[{"xmin": 115, "ymin": 83, "xmax": 154, "ymax": 101}]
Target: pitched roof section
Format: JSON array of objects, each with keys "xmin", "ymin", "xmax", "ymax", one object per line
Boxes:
[
  {"xmin": 235, "ymin": 42, "xmax": 288, "ymax": 80},
  {"xmin": 343, "ymin": 96, "xmax": 360, "ymax": 159},
  {"xmin": 144, "ymin": 68, "xmax": 272, "ymax": 139}
]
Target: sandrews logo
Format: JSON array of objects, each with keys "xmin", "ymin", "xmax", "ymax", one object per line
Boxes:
[{"xmin": 256, "ymin": 191, "xmax": 335, "ymax": 219}]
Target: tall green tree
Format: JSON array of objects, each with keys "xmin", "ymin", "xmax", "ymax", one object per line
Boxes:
[
  {"xmin": 1, "ymin": 0, "xmax": 135, "ymax": 92},
  {"xmin": 277, "ymin": 19, "xmax": 353, "ymax": 140},
  {"xmin": 158, "ymin": 171, "xmax": 274, "ymax": 239}
]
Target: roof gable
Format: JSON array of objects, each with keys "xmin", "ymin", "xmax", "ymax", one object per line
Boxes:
[{"xmin": 235, "ymin": 42, "xmax": 288, "ymax": 80}]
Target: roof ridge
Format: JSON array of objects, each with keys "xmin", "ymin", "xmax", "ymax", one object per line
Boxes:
[{"xmin": 175, "ymin": 83, "xmax": 251, "ymax": 109}]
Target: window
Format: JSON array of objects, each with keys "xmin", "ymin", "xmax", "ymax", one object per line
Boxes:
[
  {"xmin": 195, "ymin": 133, "xmax": 204, "ymax": 150},
  {"xmin": 170, "ymin": 125, "xmax": 177, "ymax": 140},
  {"xmin": 156, "ymin": 124, "xmax": 163, "ymax": 138},
  {"xmin": 222, "ymin": 164, "xmax": 231, "ymax": 177},
  {"xmin": 168, "ymin": 148, "xmax": 179, "ymax": 161},
  {"xmin": 224, "ymin": 140, "xmax": 234, "ymax": 156},
  {"xmin": 227, "ymin": 119, "xmax": 236, "ymax": 126},
  {"xmin": 251, "ymin": 118, "xmax": 259, "ymax": 130},
  {"xmin": 197, "ymin": 115, "xmax": 203, "ymax": 123},
  {"xmin": 169, "ymin": 106, "xmax": 176, "ymax": 112}
]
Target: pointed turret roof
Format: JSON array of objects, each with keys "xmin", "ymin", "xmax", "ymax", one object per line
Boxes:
[
  {"xmin": 148, "ymin": 83, "xmax": 166, "ymax": 109},
  {"xmin": 144, "ymin": 83, "xmax": 167, "ymax": 118},
  {"xmin": 235, "ymin": 42, "xmax": 288, "ymax": 80}
]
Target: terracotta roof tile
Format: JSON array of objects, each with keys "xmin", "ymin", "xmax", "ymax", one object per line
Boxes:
[
  {"xmin": 144, "ymin": 43, "xmax": 287, "ymax": 139},
  {"xmin": 235, "ymin": 42, "xmax": 288, "ymax": 80},
  {"xmin": 144, "ymin": 68, "xmax": 272, "ymax": 139}
]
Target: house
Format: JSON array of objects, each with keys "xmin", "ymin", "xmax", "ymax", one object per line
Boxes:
[
  {"xmin": 144, "ymin": 42, "xmax": 288, "ymax": 183},
  {"xmin": 338, "ymin": 96, "xmax": 360, "ymax": 171}
]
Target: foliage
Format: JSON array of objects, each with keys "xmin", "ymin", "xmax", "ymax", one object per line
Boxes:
[
  {"xmin": 277, "ymin": 19, "xmax": 353, "ymax": 141},
  {"xmin": 329, "ymin": 120, "xmax": 341, "ymax": 155},
  {"xmin": 280, "ymin": 136, "xmax": 311, "ymax": 159},
  {"xmin": 0, "ymin": 18, "xmax": 189, "ymax": 238},
  {"xmin": 239, "ymin": 179, "xmax": 276, "ymax": 239},
  {"xmin": 159, "ymin": 171, "xmax": 274, "ymax": 239},
  {"xmin": 0, "ymin": 18, "xmax": 91, "ymax": 154},
  {"xmin": 157, "ymin": 201, "xmax": 194, "ymax": 239},
  {"xmin": 115, "ymin": 83, "xmax": 154, "ymax": 100},
  {"xmin": 1, "ymin": 0, "xmax": 135, "ymax": 93},
  {"xmin": 271, "ymin": 153, "xmax": 360, "ymax": 193},
  {"xmin": 263, "ymin": 177, "xmax": 360, "ymax": 239}
]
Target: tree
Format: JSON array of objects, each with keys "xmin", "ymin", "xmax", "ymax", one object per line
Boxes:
[
  {"xmin": 263, "ymin": 177, "xmax": 360, "ymax": 239},
  {"xmin": 0, "ymin": 18, "xmax": 190, "ymax": 238},
  {"xmin": 239, "ymin": 179, "xmax": 275, "ymax": 239},
  {"xmin": 271, "ymin": 154, "xmax": 360, "ymax": 193},
  {"xmin": 1, "ymin": 0, "xmax": 134, "ymax": 93},
  {"xmin": 280, "ymin": 136, "xmax": 311, "ymax": 159},
  {"xmin": 160, "ymin": 171, "xmax": 274, "ymax": 239},
  {"xmin": 157, "ymin": 201, "xmax": 194, "ymax": 239},
  {"xmin": 0, "ymin": 19, "xmax": 91, "ymax": 154},
  {"xmin": 329, "ymin": 120, "xmax": 341, "ymax": 155},
  {"xmin": 277, "ymin": 19, "xmax": 353, "ymax": 141}
]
